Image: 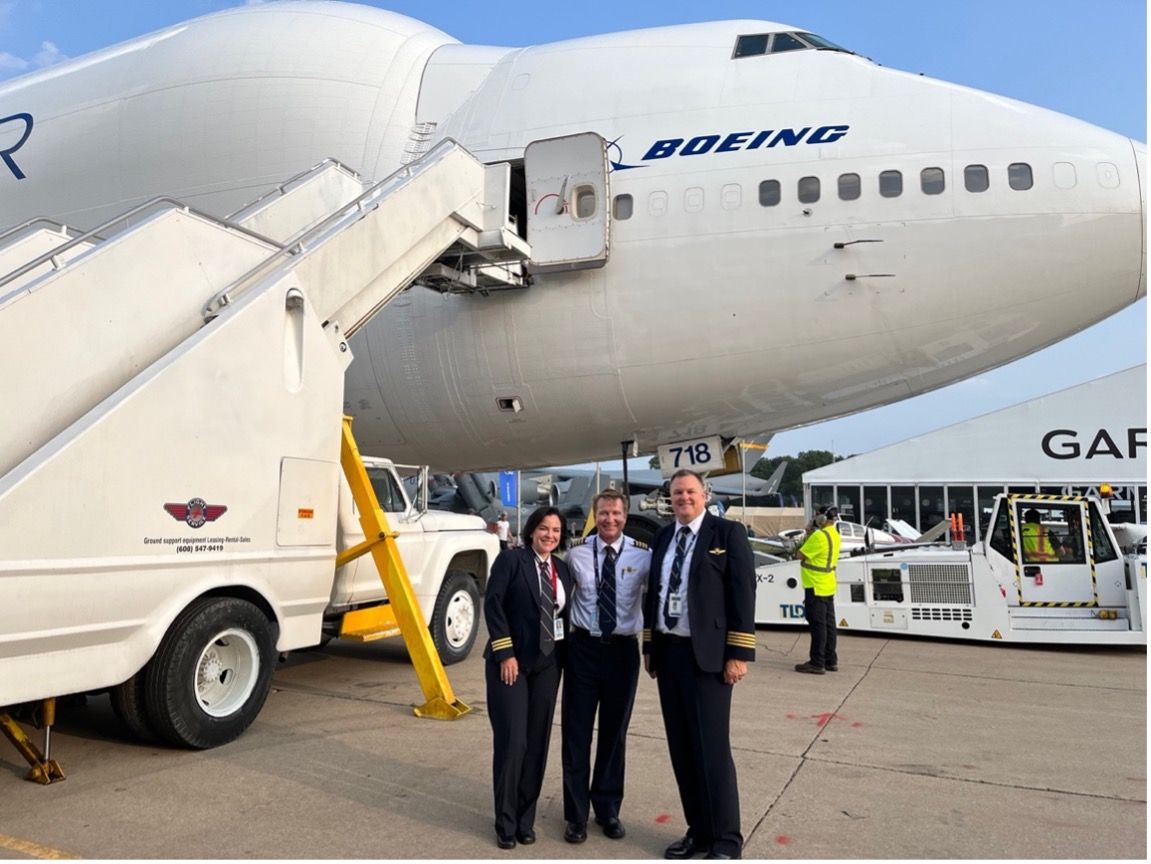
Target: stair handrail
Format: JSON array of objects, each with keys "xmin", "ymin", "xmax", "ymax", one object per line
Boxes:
[
  {"xmin": 226, "ymin": 156, "xmax": 363, "ymax": 221},
  {"xmin": 202, "ymin": 137, "xmax": 468, "ymax": 321},
  {"xmin": 0, "ymin": 198, "xmax": 286, "ymax": 296}
]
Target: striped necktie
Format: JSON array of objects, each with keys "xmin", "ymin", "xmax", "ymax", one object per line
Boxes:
[
  {"xmin": 539, "ymin": 557, "xmax": 555, "ymax": 655},
  {"xmin": 663, "ymin": 526, "xmax": 691, "ymax": 630},
  {"xmin": 597, "ymin": 544, "xmax": 617, "ymax": 636}
]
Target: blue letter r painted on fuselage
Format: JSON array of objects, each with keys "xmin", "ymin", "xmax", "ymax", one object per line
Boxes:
[{"xmin": 0, "ymin": 113, "xmax": 34, "ymax": 180}]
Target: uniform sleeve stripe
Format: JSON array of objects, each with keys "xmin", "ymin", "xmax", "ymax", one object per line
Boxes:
[
  {"xmin": 726, "ymin": 634, "xmax": 758, "ymax": 646},
  {"xmin": 491, "ymin": 638, "xmax": 513, "ymax": 649}
]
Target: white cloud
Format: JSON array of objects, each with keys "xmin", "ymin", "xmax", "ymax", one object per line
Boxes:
[
  {"xmin": 33, "ymin": 39, "xmax": 64, "ymax": 68},
  {"xmin": 0, "ymin": 50, "xmax": 27, "ymax": 71}
]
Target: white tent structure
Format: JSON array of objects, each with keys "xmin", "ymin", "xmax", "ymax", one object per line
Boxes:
[{"xmin": 803, "ymin": 366, "xmax": 1147, "ymax": 543}]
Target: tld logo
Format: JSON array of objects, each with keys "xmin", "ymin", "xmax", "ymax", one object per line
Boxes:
[{"xmin": 0, "ymin": 113, "xmax": 34, "ymax": 180}]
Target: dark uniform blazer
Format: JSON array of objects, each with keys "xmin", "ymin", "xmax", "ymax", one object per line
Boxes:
[
  {"xmin": 484, "ymin": 545, "xmax": 574, "ymax": 666},
  {"xmin": 642, "ymin": 513, "xmax": 756, "ymax": 673}
]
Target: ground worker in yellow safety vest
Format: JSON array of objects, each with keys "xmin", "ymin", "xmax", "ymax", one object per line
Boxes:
[
  {"xmin": 1021, "ymin": 508, "xmax": 1058, "ymax": 562},
  {"xmin": 794, "ymin": 506, "xmax": 842, "ymax": 675}
]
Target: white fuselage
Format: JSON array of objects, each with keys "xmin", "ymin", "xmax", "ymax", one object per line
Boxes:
[{"xmin": 0, "ymin": 3, "xmax": 1144, "ymax": 469}]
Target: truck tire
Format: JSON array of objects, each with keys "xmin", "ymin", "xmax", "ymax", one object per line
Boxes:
[
  {"xmin": 110, "ymin": 671, "xmax": 158, "ymax": 743},
  {"xmin": 143, "ymin": 596, "xmax": 277, "ymax": 749},
  {"xmin": 431, "ymin": 570, "xmax": 479, "ymax": 665}
]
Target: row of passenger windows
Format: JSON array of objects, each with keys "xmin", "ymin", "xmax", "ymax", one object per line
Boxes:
[{"xmin": 610, "ymin": 162, "xmax": 1037, "ymax": 219}]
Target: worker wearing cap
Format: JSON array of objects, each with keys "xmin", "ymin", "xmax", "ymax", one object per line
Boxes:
[
  {"xmin": 1021, "ymin": 509, "xmax": 1058, "ymax": 562},
  {"xmin": 795, "ymin": 506, "xmax": 841, "ymax": 674}
]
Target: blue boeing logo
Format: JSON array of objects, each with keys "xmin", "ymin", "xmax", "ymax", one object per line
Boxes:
[
  {"xmin": 610, "ymin": 124, "xmax": 851, "ymax": 171},
  {"xmin": 0, "ymin": 112, "xmax": 34, "ymax": 180}
]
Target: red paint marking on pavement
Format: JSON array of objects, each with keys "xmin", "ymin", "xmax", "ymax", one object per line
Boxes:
[
  {"xmin": 655, "ymin": 814, "xmax": 671, "ymax": 824},
  {"xmin": 851, "ymin": 721, "xmax": 863, "ymax": 728},
  {"xmin": 775, "ymin": 835, "xmax": 793, "ymax": 845},
  {"xmin": 785, "ymin": 712, "xmax": 798, "ymax": 720},
  {"xmin": 814, "ymin": 711, "xmax": 837, "ymax": 727}
]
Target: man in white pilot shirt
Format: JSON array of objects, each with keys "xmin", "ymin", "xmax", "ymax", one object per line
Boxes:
[{"xmin": 560, "ymin": 488, "xmax": 652, "ymax": 844}]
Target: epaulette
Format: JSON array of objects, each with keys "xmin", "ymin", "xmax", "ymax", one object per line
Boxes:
[
  {"xmin": 570, "ymin": 537, "xmax": 588, "ymax": 547},
  {"xmin": 630, "ymin": 538, "xmax": 650, "ymax": 550}
]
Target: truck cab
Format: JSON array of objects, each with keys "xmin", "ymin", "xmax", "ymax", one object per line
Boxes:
[{"xmin": 331, "ymin": 458, "xmax": 499, "ymax": 663}]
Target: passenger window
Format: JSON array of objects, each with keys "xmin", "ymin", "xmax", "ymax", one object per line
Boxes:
[
  {"xmin": 879, "ymin": 170, "xmax": 902, "ymax": 198},
  {"xmin": 838, "ymin": 173, "xmax": 861, "ymax": 201},
  {"xmin": 758, "ymin": 179, "xmax": 781, "ymax": 206},
  {"xmin": 770, "ymin": 33, "xmax": 806, "ymax": 53},
  {"xmin": 721, "ymin": 183, "xmax": 742, "ymax": 210},
  {"xmin": 684, "ymin": 186, "xmax": 704, "ymax": 213},
  {"xmin": 964, "ymin": 164, "xmax": 989, "ymax": 193},
  {"xmin": 733, "ymin": 34, "xmax": 769, "ymax": 58},
  {"xmin": 648, "ymin": 190, "xmax": 668, "ymax": 216},
  {"xmin": 798, "ymin": 176, "xmax": 820, "ymax": 203},
  {"xmin": 575, "ymin": 186, "xmax": 597, "ymax": 218},
  {"xmin": 920, "ymin": 167, "xmax": 945, "ymax": 195},
  {"xmin": 613, "ymin": 194, "xmax": 633, "ymax": 220},
  {"xmin": 1008, "ymin": 162, "xmax": 1033, "ymax": 191},
  {"xmin": 1053, "ymin": 162, "xmax": 1077, "ymax": 189}
]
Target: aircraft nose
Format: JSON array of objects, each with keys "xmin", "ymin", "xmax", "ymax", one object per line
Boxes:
[{"xmin": 1133, "ymin": 138, "xmax": 1147, "ymax": 300}]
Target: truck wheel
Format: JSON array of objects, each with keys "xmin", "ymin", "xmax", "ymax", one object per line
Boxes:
[
  {"xmin": 144, "ymin": 596, "xmax": 277, "ymax": 749},
  {"xmin": 431, "ymin": 571, "xmax": 479, "ymax": 665},
  {"xmin": 110, "ymin": 671, "xmax": 158, "ymax": 743}
]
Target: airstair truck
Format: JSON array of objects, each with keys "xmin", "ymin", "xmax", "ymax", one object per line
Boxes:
[{"xmin": 0, "ymin": 140, "xmax": 535, "ymax": 775}]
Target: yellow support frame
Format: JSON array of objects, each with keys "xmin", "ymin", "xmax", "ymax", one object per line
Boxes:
[
  {"xmin": 0, "ymin": 700, "xmax": 65, "ymax": 784},
  {"xmin": 339, "ymin": 417, "xmax": 470, "ymax": 720}
]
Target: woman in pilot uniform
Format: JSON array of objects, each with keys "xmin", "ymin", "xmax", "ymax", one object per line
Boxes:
[{"xmin": 484, "ymin": 505, "xmax": 572, "ymax": 849}]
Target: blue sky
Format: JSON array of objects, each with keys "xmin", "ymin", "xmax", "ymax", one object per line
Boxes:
[{"xmin": 0, "ymin": 0, "xmax": 1145, "ymax": 461}]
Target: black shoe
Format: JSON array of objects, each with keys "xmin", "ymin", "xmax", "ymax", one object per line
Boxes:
[
  {"xmin": 596, "ymin": 816, "xmax": 626, "ymax": 839},
  {"xmin": 826, "ymin": 664, "xmax": 839, "ymax": 672},
  {"xmin": 705, "ymin": 851, "xmax": 741, "ymax": 860},
  {"xmin": 516, "ymin": 828, "xmax": 536, "ymax": 845},
  {"xmin": 564, "ymin": 822, "xmax": 587, "ymax": 843},
  {"xmin": 495, "ymin": 833, "xmax": 516, "ymax": 850},
  {"xmin": 665, "ymin": 835, "xmax": 706, "ymax": 859},
  {"xmin": 795, "ymin": 662, "xmax": 826, "ymax": 675}
]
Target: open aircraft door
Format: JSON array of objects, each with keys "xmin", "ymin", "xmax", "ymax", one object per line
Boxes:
[{"xmin": 524, "ymin": 132, "xmax": 610, "ymax": 273}]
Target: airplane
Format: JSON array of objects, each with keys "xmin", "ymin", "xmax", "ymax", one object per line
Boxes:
[{"xmin": 0, "ymin": 1, "xmax": 1144, "ymax": 474}]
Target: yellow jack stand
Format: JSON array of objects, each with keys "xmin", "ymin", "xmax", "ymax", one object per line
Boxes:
[
  {"xmin": 1, "ymin": 699, "xmax": 66, "ymax": 784},
  {"xmin": 337, "ymin": 417, "xmax": 470, "ymax": 720}
]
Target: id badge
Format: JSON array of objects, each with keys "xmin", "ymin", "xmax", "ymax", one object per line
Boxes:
[
  {"xmin": 668, "ymin": 592, "xmax": 684, "ymax": 617},
  {"xmin": 590, "ymin": 606, "xmax": 601, "ymax": 638},
  {"xmin": 554, "ymin": 617, "xmax": 565, "ymax": 641}
]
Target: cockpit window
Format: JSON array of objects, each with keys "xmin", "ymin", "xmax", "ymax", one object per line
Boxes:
[
  {"xmin": 770, "ymin": 33, "xmax": 807, "ymax": 53},
  {"xmin": 733, "ymin": 34, "xmax": 769, "ymax": 58},
  {"xmin": 733, "ymin": 31, "xmax": 853, "ymax": 59}
]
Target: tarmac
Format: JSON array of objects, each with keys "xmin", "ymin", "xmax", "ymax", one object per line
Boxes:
[{"xmin": 0, "ymin": 626, "xmax": 1145, "ymax": 860}]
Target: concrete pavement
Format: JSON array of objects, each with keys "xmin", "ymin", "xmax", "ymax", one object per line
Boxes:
[{"xmin": 0, "ymin": 628, "xmax": 1144, "ymax": 859}]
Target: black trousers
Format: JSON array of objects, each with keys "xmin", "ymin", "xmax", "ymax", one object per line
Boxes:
[
  {"xmin": 561, "ymin": 628, "xmax": 640, "ymax": 825},
  {"xmin": 804, "ymin": 588, "xmax": 838, "ymax": 668},
  {"xmin": 654, "ymin": 634, "xmax": 742, "ymax": 857},
  {"xmin": 486, "ymin": 653, "xmax": 561, "ymax": 837}
]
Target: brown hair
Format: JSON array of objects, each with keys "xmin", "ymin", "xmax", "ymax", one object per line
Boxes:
[{"xmin": 592, "ymin": 488, "xmax": 629, "ymax": 513}]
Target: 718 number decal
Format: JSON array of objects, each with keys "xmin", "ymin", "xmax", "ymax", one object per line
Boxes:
[{"xmin": 657, "ymin": 435, "xmax": 723, "ymax": 477}]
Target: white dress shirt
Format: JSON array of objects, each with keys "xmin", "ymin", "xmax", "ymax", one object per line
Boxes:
[
  {"xmin": 567, "ymin": 533, "xmax": 651, "ymax": 636},
  {"xmin": 655, "ymin": 512, "xmax": 705, "ymax": 636}
]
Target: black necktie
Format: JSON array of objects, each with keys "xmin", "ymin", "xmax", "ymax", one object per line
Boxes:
[
  {"xmin": 663, "ymin": 526, "xmax": 691, "ymax": 630},
  {"xmin": 539, "ymin": 557, "xmax": 555, "ymax": 655},
  {"xmin": 597, "ymin": 544, "xmax": 617, "ymax": 636}
]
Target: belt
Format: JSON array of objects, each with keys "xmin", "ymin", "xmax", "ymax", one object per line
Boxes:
[{"xmin": 572, "ymin": 626, "xmax": 638, "ymax": 644}]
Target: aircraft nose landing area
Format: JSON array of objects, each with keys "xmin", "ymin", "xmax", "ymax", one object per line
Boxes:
[{"xmin": 0, "ymin": 633, "xmax": 1143, "ymax": 859}]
